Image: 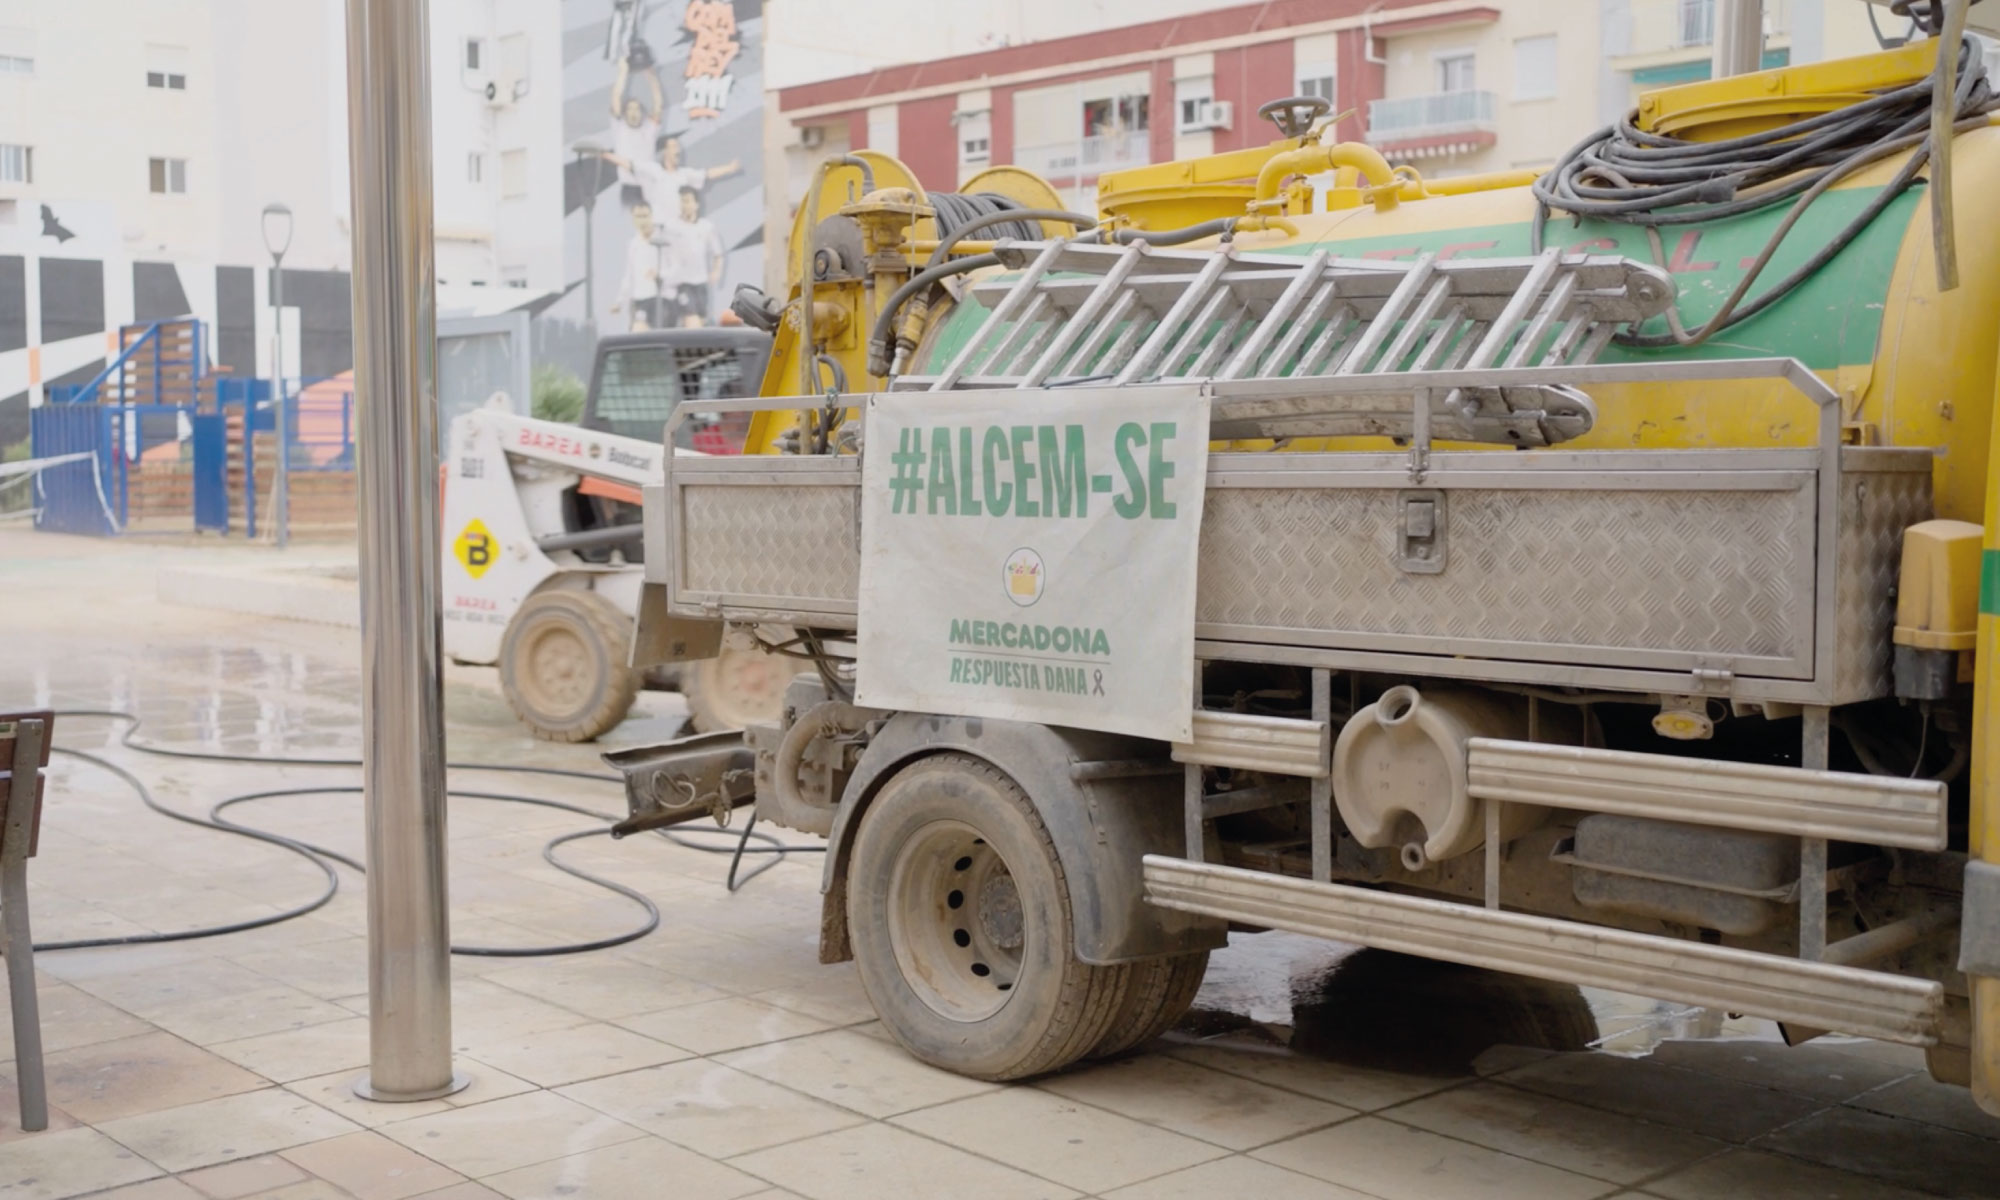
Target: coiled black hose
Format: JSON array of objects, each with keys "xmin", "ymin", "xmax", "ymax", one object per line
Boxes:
[
  {"xmin": 37, "ymin": 711, "xmax": 819, "ymax": 955},
  {"xmin": 927, "ymin": 191, "xmax": 1045, "ymax": 246},
  {"xmin": 1531, "ymin": 35, "xmax": 2000, "ymax": 347}
]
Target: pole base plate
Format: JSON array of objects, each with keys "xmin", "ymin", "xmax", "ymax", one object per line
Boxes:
[{"xmin": 351, "ymin": 1070, "xmax": 471, "ymax": 1103}]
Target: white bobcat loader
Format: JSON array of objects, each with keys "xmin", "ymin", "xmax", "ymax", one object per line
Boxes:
[{"xmin": 439, "ymin": 328, "xmax": 788, "ymax": 740}]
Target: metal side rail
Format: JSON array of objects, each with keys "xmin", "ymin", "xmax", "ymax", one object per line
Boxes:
[
  {"xmin": 1142, "ymin": 856, "xmax": 1944, "ymax": 1045},
  {"xmin": 1467, "ymin": 738, "xmax": 1949, "ymax": 851}
]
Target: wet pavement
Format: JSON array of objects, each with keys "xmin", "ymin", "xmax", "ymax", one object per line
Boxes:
[{"xmin": 2, "ymin": 528, "xmax": 1999, "ymax": 1199}]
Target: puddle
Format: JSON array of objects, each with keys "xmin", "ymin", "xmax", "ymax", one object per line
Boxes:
[
  {"xmin": 1288, "ymin": 948, "xmax": 1599, "ymax": 1073},
  {"xmin": 1182, "ymin": 928, "xmax": 1789, "ymax": 1076},
  {"xmin": 1188, "ymin": 930, "xmax": 1600, "ymax": 1076}
]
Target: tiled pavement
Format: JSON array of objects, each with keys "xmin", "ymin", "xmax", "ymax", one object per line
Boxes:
[{"xmin": 2, "ymin": 531, "xmax": 1998, "ymax": 1199}]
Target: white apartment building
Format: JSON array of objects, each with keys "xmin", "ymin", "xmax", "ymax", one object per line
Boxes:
[
  {"xmin": 1366, "ymin": 0, "xmax": 1908, "ymax": 175},
  {"xmin": 764, "ymin": 0, "xmax": 1958, "ymax": 239},
  {"xmin": 0, "ymin": 0, "xmax": 561, "ymax": 436}
]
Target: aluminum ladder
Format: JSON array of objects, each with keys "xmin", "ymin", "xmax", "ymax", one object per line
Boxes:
[{"xmin": 892, "ymin": 241, "xmax": 1677, "ymax": 447}]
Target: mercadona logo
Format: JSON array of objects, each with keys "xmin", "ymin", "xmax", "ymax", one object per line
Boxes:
[{"xmin": 1004, "ymin": 547, "xmax": 1044, "ymax": 607}]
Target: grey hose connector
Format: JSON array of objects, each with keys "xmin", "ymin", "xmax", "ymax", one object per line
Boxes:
[
  {"xmin": 1110, "ymin": 218, "xmax": 1241, "ymax": 246},
  {"xmin": 865, "ymin": 252, "xmax": 1004, "ymax": 376}
]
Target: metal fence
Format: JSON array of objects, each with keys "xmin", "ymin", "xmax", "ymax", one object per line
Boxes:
[
  {"xmin": 27, "ymin": 375, "xmax": 354, "ymax": 537},
  {"xmin": 29, "ymin": 402, "xmax": 196, "ymax": 536}
]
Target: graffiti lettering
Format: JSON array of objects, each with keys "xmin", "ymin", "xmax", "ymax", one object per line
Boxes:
[{"xmin": 683, "ymin": 0, "xmax": 739, "ymax": 119}]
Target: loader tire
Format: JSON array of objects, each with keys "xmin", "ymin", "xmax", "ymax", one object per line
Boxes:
[
  {"xmin": 1088, "ymin": 951, "xmax": 1209, "ymax": 1059},
  {"xmin": 498, "ymin": 589, "xmax": 639, "ymax": 742},
  {"xmin": 684, "ymin": 642, "xmax": 789, "ymax": 732},
  {"xmin": 848, "ymin": 753, "xmax": 1133, "ymax": 1081}
]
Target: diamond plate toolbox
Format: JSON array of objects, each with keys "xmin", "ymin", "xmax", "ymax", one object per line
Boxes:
[{"xmin": 661, "ymin": 446, "xmax": 1931, "ymax": 701}]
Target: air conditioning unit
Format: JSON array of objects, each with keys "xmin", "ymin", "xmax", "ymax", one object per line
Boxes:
[
  {"xmin": 485, "ymin": 73, "xmax": 526, "ymax": 108},
  {"xmin": 799, "ymin": 125, "xmax": 825, "ymax": 149},
  {"xmin": 1179, "ymin": 99, "xmax": 1233, "ymax": 133}
]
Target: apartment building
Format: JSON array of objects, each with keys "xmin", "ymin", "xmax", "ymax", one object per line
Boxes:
[
  {"xmin": 766, "ymin": 0, "xmax": 1922, "ymax": 233},
  {"xmin": 767, "ymin": 0, "xmax": 1448, "ymax": 221},
  {"xmin": 0, "ymin": 0, "xmax": 561, "ymax": 441},
  {"xmin": 1370, "ymin": 0, "xmax": 1896, "ymax": 174}
]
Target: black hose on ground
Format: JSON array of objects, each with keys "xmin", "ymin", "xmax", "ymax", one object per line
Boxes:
[
  {"xmin": 1530, "ymin": 34, "xmax": 2000, "ymax": 347},
  {"xmin": 38, "ymin": 711, "xmax": 820, "ymax": 955}
]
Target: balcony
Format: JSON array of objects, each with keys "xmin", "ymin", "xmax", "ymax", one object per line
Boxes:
[
  {"xmin": 1366, "ymin": 90, "xmax": 1498, "ymax": 157},
  {"xmin": 1011, "ymin": 130, "xmax": 1150, "ymax": 182}
]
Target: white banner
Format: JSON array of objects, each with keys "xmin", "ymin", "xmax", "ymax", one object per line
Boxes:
[{"xmin": 856, "ymin": 386, "xmax": 1210, "ymax": 742}]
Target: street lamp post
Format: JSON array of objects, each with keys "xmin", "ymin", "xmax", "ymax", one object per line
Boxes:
[
  {"xmin": 570, "ymin": 139, "xmax": 608, "ymax": 328},
  {"xmin": 262, "ymin": 203, "xmax": 294, "ymax": 549}
]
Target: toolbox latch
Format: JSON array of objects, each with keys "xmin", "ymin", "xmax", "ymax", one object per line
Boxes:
[{"xmin": 1397, "ymin": 489, "xmax": 1446, "ymax": 575}]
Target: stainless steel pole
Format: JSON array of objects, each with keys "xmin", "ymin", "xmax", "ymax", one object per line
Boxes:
[
  {"xmin": 345, "ymin": 0, "xmax": 465, "ymax": 1102},
  {"xmin": 272, "ymin": 256, "xmax": 289, "ymax": 549}
]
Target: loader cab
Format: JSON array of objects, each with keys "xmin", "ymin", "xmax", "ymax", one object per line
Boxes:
[{"xmin": 581, "ymin": 327, "xmax": 772, "ymax": 454}]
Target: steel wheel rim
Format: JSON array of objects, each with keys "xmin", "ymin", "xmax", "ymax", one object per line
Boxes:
[
  {"xmin": 517, "ymin": 620, "xmax": 594, "ymax": 718},
  {"xmin": 886, "ymin": 818, "xmax": 1024, "ymax": 1022}
]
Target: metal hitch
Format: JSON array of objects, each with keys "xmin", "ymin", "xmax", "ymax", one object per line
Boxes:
[{"xmin": 603, "ymin": 731, "xmax": 756, "ymax": 837}]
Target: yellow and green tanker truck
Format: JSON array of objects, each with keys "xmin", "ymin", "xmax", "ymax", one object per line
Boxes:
[{"xmin": 604, "ymin": 35, "xmax": 2000, "ymax": 1108}]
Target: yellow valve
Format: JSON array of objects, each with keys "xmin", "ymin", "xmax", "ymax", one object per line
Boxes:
[{"xmin": 1255, "ymin": 142, "xmax": 1400, "ymax": 213}]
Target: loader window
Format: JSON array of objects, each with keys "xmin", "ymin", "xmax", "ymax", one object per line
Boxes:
[
  {"xmin": 590, "ymin": 346, "xmax": 686, "ymax": 442},
  {"xmin": 668, "ymin": 345, "xmax": 755, "ymax": 453},
  {"xmin": 590, "ymin": 340, "xmax": 761, "ymax": 451}
]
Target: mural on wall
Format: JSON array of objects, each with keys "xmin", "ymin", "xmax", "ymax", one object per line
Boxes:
[{"xmin": 562, "ymin": 0, "xmax": 763, "ymax": 337}]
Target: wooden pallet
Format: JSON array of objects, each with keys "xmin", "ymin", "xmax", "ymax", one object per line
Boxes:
[{"xmin": 227, "ymin": 420, "xmax": 357, "ymax": 538}]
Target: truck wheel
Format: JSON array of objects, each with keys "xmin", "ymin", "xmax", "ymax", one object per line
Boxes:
[
  {"xmin": 684, "ymin": 644, "xmax": 789, "ymax": 732},
  {"xmin": 848, "ymin": 753, "xmax": 1132, "ymax": 1080},
  {"xmin": 498, "ymin": 589, "xmax": 640, "ymax": 742},
  {"xmin": 1089, "ymin": 951, "xmax": 1209, "ymax": 1059}
]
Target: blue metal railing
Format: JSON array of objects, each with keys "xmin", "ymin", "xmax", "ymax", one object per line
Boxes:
[
  {"xmin": 39, "ymin": 360, "xmax": 353, "ymax": 538},
  {"xmin": 59, "ymin": 320, "xmax": 206, "ymax": 407}
]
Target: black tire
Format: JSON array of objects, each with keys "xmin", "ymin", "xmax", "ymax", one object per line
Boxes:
[
  {"xmin": 684, "ymin": 643, "xmax": 791, "ymax": 732},
  {"xmin": 498, "ymin": 589, "xmax": 640, "ymax": 742},
  {"xmin": 1089, "ymin": 951, "xmax": 1209, "ymax": 1058},
  {"xmin": 848, "ymin": 753, "xmax": 1132, "ymax": 1080}
]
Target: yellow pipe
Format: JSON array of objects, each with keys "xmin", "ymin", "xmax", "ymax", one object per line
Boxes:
[
  {"xmin": 1422, "ymin": 168, "xmax": 1542, "ymax": 196},
  {"xmin": 908, "ymin": 238, "xmax": 998, "ymax": 257},
  {"xmin": 1256, "ymin": 142, "xmax": 1400, "ymax": 212},
  {"xmin": 1234, "ymin": 214, "xmax": 1301, "ymax": 238}
]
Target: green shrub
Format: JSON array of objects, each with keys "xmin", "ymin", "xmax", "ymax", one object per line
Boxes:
[{"xmin": 531, "ymin": 364, "xmax": 586, "ymax": 424}]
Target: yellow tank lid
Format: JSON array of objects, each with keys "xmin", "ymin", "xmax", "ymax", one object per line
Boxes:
[{"xmin": 1637, "ymin": 41, "xmax": 1937, "ymax": 141}]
